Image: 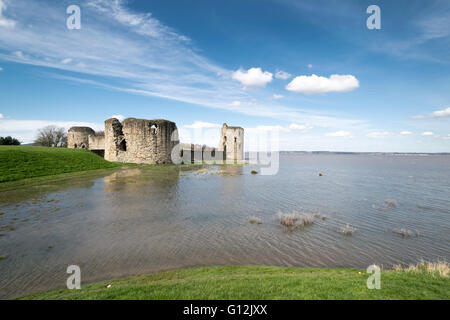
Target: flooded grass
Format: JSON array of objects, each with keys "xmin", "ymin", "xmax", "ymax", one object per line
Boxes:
[
  {"xmin": 393, "ymin": 260, "xmax": 449, "ymax": 278},
  {"xmin": 384, "ymin": 200, "xmax": 398, "ymax": 208},
  {"xmin": 1, "ymin": 154, "xmax": 449, "ymax": 299},
  {"xmin": 341, "ymin": 224, "xmax": 356, "ymax": 236},
  {"xmin": 249, "ymin": 216, "xmax": 262, "ymax": 224},
  {"xmin": 278, "ymin": 211, "xmax": 316, "ymax": 230},
  {"xmin": 392, "ymin": 228, "xmax": 418, "ymax": 238}
]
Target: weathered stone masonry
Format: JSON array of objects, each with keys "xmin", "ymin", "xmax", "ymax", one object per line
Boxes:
[
  {"xmin": 219, "ymin": 124, "xmax": 244, "ymax": 162},
  {"xmin": 68, "ymin": 118, "xmax": 243, "ymax": 165},
  {"xmin": 104, "ymin": 118, "xmax": 179, "ymax": 164},
  {"xmin": 68, "ymin": 127, "xmax": 96, "ymax": 149}
]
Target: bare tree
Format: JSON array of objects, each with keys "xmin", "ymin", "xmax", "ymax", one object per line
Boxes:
[{"xmin": 34, "ymin": 126, "xmax": 68, "ymax": 147}]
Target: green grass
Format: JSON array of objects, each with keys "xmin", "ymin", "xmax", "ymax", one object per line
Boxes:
[
  {"xmin": 0, "ymin": 146, "xmax": 121, "ymax": 183},
  {"xmin": 22, "ymin": 266, "xmax": 450, "ymax": 300}
]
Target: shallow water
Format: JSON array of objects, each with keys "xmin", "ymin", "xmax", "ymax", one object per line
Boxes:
[{"xmin": 0, "ymin": 153, "xmax": 449, "ymax": 298}]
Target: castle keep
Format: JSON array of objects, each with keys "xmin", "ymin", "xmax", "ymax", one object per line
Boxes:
[
  {"xmin": 68, "ymin": 117, "xmax": 243, "ymax": 164},
  {"xmin": 67, "ymin": 127, "xmax": 96, "ymax": 150},
  {"xmin": 104, "ymin": 118, "xmax": 179, "ymax": 164},
  {"xmin": 219, "ymin": 124, "xmax": 244, "ymax": 162}
]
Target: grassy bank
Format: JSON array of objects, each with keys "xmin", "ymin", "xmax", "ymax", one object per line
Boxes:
[
  {"xmin": 22, "ymin": 266, "xmax": 449, "ymax": 300},
  {"xmin": 0, "ymin": 146, "xmax": 121, "ymax": 184}
]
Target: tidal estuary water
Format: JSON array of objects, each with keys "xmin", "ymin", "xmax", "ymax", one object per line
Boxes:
[{"xmin": 0, "ymin": 153, "xmax": 449, "ymax": 298}]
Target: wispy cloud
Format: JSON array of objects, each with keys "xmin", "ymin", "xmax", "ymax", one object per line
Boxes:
[
  {"xmin": 325, "ymin": 130, "xmax": 354, "ymax": 138},
  {"xmin": 0, "ymin": 0, "xmax": 367, "ymax": 134},
  {"xmin": 0, "ymin": 0, "xmax": 16, "ymax": 28},
  {"xmin": 289, "ymin": 123, "xmax": 313, "ymax": 132},
  {"xmin": 275, "ymin": 70, "xmax": 291, "ymax": 80},
  {"xmin": 421, "ymin": 131, "xmax": 434, "ymax": 136},
  {"xmin": 366, "ymin": 131, "xmax": 392, "ymax": 139},
  {"xmin": 410, "ymin": 106, "xmax": 450, "ymax": 119},
  {"xmin": 183, "ymin": 121, "xmax": 221, "ymax": 129},
  {"xmin": 431, "ymin": 107, "xmax": 450, "ymax": 118}
]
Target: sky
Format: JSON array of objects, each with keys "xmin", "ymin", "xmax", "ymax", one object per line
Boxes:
[{"xmin": 0, "ymin": 0, "xmax": 449, "ymax": 152}]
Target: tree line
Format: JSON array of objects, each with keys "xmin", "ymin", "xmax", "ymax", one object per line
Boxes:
[{"xmin": 0, "ymin": 126, "xmax": 68, "ymax": 147}]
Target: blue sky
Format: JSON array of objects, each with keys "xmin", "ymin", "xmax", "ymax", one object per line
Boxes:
[{"xmin": 0, "ymin": 0, "xmax": 449, "ymax": 151}]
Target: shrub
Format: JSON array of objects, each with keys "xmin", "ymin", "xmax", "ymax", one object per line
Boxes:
[{"xmin": 0, "ymin": 136, "xmax": 21, "ymax": 146}]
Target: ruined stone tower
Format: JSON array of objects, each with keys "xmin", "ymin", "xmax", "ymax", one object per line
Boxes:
[
  {"xmin": 68, "ymin": 127, "xmax": 96, "ymax": 149},
  {"xmin": 104, "ymin": 118, "xmax": 179, "ymax": 164},
  {"xmin": 218, "ymin": 123, "xmax": 244, "ymax": 163}
]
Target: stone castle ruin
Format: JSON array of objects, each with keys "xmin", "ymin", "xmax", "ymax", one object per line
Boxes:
[
  {"xmin": 219, "ymin": 124, "xmax": 244, "ymax": 162},
  {"xmin": 68, "ymin": 117, "xmax": 243, "ymax": 165}
]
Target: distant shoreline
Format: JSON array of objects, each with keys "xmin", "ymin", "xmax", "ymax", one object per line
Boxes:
[{"xmin": 251, "ymin": 151, "xmax": 450, "ymax": 156}]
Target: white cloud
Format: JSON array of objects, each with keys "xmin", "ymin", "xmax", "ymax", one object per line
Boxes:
[
  {"xmin": 400, "ymin": 131, "xmax": 413, "ymax": 135},
  {"xmin": 289, "ymin": 123, "xmax": 313, "ymax": 132},
  {"xmin": 421, "ymin": 131, "xmax": 434, "ymax": 136},
  {"xmin": 0, "ymin": 0, "xmax": 16, "ymax": 28},
  {"xmin": 232, "ymin": 67, "xmax": 273, "ymax": 88},
  {"xmin": 245, "ymin": 123, "xmax": 314, "ymax": 134},
  {"xmin": 367, "ymin": 131, "xmax": 391, "ymax": 138},
  {"xmin": 179, "ymin": 121, "xmax": 222, "ymax": 146},
  {"xmin": 111, "ymin": 114, "xmax": 125, "ymax": 121},
  {"xmin": 229, "ymin": 101, "xmax": 241, "ymax": 107},
  {"xmin": 272, "ymin": 94, "xmax": 283, "ymax": 99},
  {"xmin": 409, "ymin": 115, "xmax": 425, "ymax": 119},
  {"xmin": 183, "ymin": 121, "xmax": 221, "ymax": 129},
  {"xmin": 0, "ymin": 113, "xmax": 4, "ymax": 119},
  {"xmin": 245, "ymin": 125, "xmax": 287, "ymax": 134},
  {"xmin": 13, "ymin": 51, "xmax": 24, "ymax": 59},
  {"xmin": 275, "ymin": 70, "xmax": 291, "ymax": 80},
  {"xmin": 286, "ymin": 74, "xmax": 359, "ymax": 94},
  {"xmin": 0, "ymin": 0, "xmax": 367, "ymax": 132},
  {"xmin": 325, "ymin": 130, "xmax": 354, "ymax": 138},
  {"xmin": 61, "ymin": 58, "xmax": 73, "ymax": 64},
  {"xmin": 431, "ymin": 107, "xmax": 450, "ymax": 118}
]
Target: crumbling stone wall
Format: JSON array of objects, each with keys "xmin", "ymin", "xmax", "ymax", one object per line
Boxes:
[
  {"xmin": 177, "ymin": 144, "xmax": 225, "ymax": 164},
  {"xmin": 104, "ymin": 118, "xmax": 179, "ymax": 164},
  {"xmin": 68, "ymin": 127, "xmax": 95, "ymax": 149},
  {"xmin": 218, "ymin": 123, "xmax": 244, "ymax": 162},
  {"xmin": 88, "ymin": 134, "xmax": 105, "ymax": 151},
  {"xmin": 88, "ymin": 134, "xmax": 105, "ymax": 157}
]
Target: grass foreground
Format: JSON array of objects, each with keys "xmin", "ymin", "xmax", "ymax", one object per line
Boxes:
[
  {"xmin": 22, "ymin": 266, "xmax": 450, "ymax": 300},
  {"xmin": 0, "ymin": 146, "xmax": 121, "ymax": 184}
]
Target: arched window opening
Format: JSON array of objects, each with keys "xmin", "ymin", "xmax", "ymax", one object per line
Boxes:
[{"xmin": 151, "ymin": 124, "xmax": 158, "ymax": 135}]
